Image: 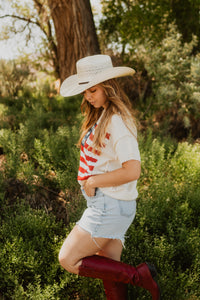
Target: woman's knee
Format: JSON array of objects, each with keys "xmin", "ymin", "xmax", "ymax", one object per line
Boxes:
[
  {"xmin": 58, "ymin": 246, "xmax": 76, "ymax": 272},
  {"xmin": 58, "ymin": 249, "xmax": 68, "ymax": 268}
]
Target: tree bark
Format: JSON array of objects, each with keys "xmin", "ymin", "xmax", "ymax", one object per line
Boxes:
[{"xmin": 47, "ymin": 0, "xmax": 100, "ymax": 82}]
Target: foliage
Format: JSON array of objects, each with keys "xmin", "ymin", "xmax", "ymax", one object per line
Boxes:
[
  {"xmin": 0, "ymin": 96, "xmax": 82, "ymax": 187},
  {"xmin": 100, "ymin": 0, "xmax": 200, "ymax": 54},
  {"xmin": 0, "ymin": 61, "xmax": 199, "ymax": 299},
  {"xmin": 0, "ymin": 2, "xmax": 199, "ymax": 298},
  {"xmin": 0, "ymin": 86, "xmax": 104, "ymax": 299},
  {"xmin": 0, "ymin": 125, "xmax": 199, "ymax": 299},
  {"xmin": 122, "ymin": 133, "xmax": 200, "ymax": 299},
  {"xmin": 100, "ymin": 0, "xmax": 170, "ymax": 53},
  {"xmin": 0, "ymin": 86, "xmax": 84, "ymax": 225},
  {"xmin": 129, "ymin": 25, "xmax": 200, "ymax": 140},
  {"xmin": 0, "ymin": 203, "xmax": 104, "ymax": 300},
  {"xmin": 0, "ymin": 58, "xmax": 34, "ymax": 97},
  {"xmin": 0, "ymin": 203, "xmax": 65, "ymax": 299}
]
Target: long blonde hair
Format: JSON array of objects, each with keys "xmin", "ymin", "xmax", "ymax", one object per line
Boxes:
[{"xmin": 78, "ymin": 78, "xmax": 137, "ymax": 150}]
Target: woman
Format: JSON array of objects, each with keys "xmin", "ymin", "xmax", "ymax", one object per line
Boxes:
[{"xmin": 59, "ymin": 55, "xmax": 160, "ymax": 300}]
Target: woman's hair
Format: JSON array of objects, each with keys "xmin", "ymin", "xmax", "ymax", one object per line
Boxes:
[{"xmin": 78, "ymin": 78, "xmax": 137, "ymax": 150}]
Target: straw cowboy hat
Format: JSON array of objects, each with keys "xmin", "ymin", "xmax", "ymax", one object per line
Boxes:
[{"xmin": 60, "ymin": 54, "xmax": 135, "ymax": 97}]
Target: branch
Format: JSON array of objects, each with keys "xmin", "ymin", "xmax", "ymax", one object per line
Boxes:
[
  {"xmin": 0, "ymin": 14, "xmax": 40, "ymax": 27},
  {"xmin": 0, "ymin": 13, "xmax": 50, "ymax": 39},
  {"xmin": 33, "ymin": 0, "xmax": 43, "ymax": 14},
  {"xmin": 13, "ymin": 21, "xmax": 30, "ymax": 34}
]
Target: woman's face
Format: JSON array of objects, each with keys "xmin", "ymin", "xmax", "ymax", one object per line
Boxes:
[{"xmin": 83, "ymin": 85, "xmax": 108, "ymax": 109}]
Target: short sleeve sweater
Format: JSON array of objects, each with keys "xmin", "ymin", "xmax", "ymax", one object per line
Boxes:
[{"xmin": 78, "ymin": 114, "xmax": 141, "ymax": 200}]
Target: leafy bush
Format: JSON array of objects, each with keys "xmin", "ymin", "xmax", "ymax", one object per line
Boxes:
[
  {"xmin": 100, "ymin": 1, "xmax": 200, "ymax": 53},
  {"xmin": 0, "ymin": 67, "xmax": 199, "ymax": 298},
  {"xmin": 0, "ymin": 201, "xmax": 104, "ymax": 300},
  {"xmin": 0, "ymin": 128, "xmax": 199, "ymax": 299},
  {"xmin": 0, "ymin": 58, "xmax": 34, "ymax": 97},
  {"xmin": 0, "ymin": 204, "xmax": 63, "ymax": 299},
  {"xmin": 122, "ymin": 133, "xmax": 200, "ymax": 299},
  {"xmin": 0, "ymin": 125, "xmax": 80, "ymax": 188},
  {"xmin": 0, "ymin": 88, "xmax": 82, "ymax": 188},
  {"xmin": 130, "ymin": 25, "xmax": 200, "ymax": 140},
  {"xmin": 0, "ymin": 89, "xmax": 83, "ymax": 226},
  {"xmin": 0, "ymin": 91, "xmax": 82, "ymax": 131}
]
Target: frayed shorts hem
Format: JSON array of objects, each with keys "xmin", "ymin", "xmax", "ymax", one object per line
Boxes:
[
  {"xmin": 76, "ymin": 222, "xmax": 125, "ymax": 246},
  {"xmin": 77, "ymin": 188, "xmax": 136, "ymax": 249}
]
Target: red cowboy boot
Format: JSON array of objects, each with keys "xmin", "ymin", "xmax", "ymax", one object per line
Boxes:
[
  {"xmin": 103, "ymin": 280, "xmax": 128, "ymax": 300},
  {"xmin": 79, "ymin": 255, "xmax": 160, "ymax": 300}
]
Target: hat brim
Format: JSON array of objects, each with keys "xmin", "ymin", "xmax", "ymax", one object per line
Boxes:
[{"xmin": 60, "ymin": 66, "xmax": 135, "ymax": 97}]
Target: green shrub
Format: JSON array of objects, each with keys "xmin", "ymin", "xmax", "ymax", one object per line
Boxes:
[
  {"xmin": 0, "ymin": 202, "xmax": 104, "ymax": 300},
  {"xmin": 0, "ymin": 69, "xmax": 199, "ymax": 298},
  {"xmin": 0, "ymin": 90, "xmax": 82, "ymax": 189},
  {"xmin": 122, "ymin": 134, "xmax": 200, "ymax": 299},
  {"xmin": 0, "ymin": 58, "xmax": 34, "ymax": 97},
  {"xmin": 0, "ymin": 130, "xmax": 199, "ymax": 299},
  {"xmin": 130, "ymin": 24, "xmax": 200, "ymax": 140},
  {"xmin": 0, "ymin": 125, "xmax": 80, "ymax": 189},
  {"xmin": 0, "ymin": 203, "xmax": 63, "ymax": 299}
]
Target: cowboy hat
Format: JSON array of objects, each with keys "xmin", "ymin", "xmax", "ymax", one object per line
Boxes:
[{"xmin": 60, "ymin": 54, "xmax": 135, "ymax": 97}]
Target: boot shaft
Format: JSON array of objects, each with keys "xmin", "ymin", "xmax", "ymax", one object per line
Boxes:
[
  {"xmin": 103, "ymin": 280, "xmax": 128, "ymax": 300},
  {"xmin": 78, "ymin": 255, "xmax": 160, "ymax": 300}
]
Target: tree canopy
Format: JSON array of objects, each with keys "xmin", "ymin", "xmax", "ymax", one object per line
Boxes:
[{"xmin": 100, "ymin": 0, "xmax": 200, "ymax": 54}]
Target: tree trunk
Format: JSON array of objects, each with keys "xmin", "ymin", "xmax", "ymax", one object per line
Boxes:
[{"xmin": 47, "ymin": 0, "xmax": 100, "ymax": 83}]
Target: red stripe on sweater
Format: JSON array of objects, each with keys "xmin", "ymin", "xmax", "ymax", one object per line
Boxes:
[
  {"xmin": 79, "ymin": 166, "xmax": 87, "ymax": 174},
  {"xmin": 105, "ymin": 132, "xmax": 111, "ymax": 139},
  {"xmin": 80, "ymin": 156, "xmax": 87, "ymax": 165},
  {"xmin": 85, "ymin": 154, "xmax": 98, "ymax": 162},
  {"xmin": 85, "ymin": 141, "xmax": 93, "ymax": 152},
  {"xmin": 80, "ymin": 156, "xmax": 94, "ymax": 171},
  {"xmin": 78, "ymin": 175, "xmax": 91, "ymax": 180}
]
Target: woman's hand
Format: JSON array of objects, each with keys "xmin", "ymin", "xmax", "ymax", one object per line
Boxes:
[
  {"xmin": 82, "ymin": 160, "xmax": 141, "ymax": 196},
  {"xmin": 83, "ymin": 177, "xmax": 96, "ymax": 197}
]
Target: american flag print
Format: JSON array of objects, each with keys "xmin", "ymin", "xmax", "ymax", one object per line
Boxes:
[{"xmin": 78, "ymin": 123, "xmax": 110, "ymax": 181}]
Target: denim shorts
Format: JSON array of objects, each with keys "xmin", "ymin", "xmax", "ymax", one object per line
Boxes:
[{"xmin": 76, "ymin": 188, "xmax": 137, "ymax": 245}]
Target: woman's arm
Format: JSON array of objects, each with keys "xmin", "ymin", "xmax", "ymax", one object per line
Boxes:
[{"xmin": 83, "ymin": 159, "xmax": 141, "ymax": 197}]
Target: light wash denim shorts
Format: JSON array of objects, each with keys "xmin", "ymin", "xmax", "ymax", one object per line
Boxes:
[{"xmin": 76, "ymin": 188, "xmax": 137, "ymax": 245}]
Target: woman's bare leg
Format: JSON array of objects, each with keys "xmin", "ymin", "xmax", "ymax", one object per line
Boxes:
[
  {"xmin": 59, "ymin": 225, "xmax": 160, "ymax": 300},
  {"xmin": 98, "ymin": 238, "xmax": 123, "ymax": 261},
  {"xmin": 59, "ymin": 225, "xmax": 113, "ymax": 274}
]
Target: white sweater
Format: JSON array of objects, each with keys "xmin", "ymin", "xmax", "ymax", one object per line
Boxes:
[{"xmin": 78, "ymin": 114, "xmax": 141, "ymax": 200}]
